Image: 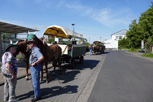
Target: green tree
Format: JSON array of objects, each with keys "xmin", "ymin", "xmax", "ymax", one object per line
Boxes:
[
  {"xmin": 118, "ymin": 38, "xmax": 130, "ymax": 49},
  {"xmin": 126, "ymin": 19, "xmax": 142, "ymax": 48},
  {"xmin": 139, "ymin": 2, "xmax": 153, "ymax": 45},
  {"xmin": 137, "ymin": 2, "xmax": 153, "ymax": 53},
  {"xmin": 119, "ymin": 36, "xmax": 122, "ymax": 40},
  {"xmin": 126, "ymin": 2, "xmax": 153, "ymax": 53},
  {"xmin": 49, "ymin": 37, "xmax": 55, "ymax": 43}
]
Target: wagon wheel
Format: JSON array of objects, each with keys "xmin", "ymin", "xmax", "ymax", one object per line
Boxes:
[
  {"xmin": 71, "ymin": 59, "xmax": 75, "ymax": 68},
  {"xmin": 80, "ymin": 56, "xmax": 84, "ymax": 64}
]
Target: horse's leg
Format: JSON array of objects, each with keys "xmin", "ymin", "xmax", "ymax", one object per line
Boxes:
[
  {"xmin": 52, "ymin": 61, "xmax": 56, "ymax": 75},
  {"xmin": 45, "ymin": 62, "xmax": 49, "ymax": 83},
  {"xmin": 58, "ymin": 57, "xmax": 62, "ymax": 75},
  {"xmin": 25, "ymin": 61, "xmax": 29, "ymax": 80},
  {"xmin": 40, "ymin": 63, "xmax": 43, "ymax": 81}
]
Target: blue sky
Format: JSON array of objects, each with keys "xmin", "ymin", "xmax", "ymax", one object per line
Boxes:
[{"xmin": 0, "ymin": 0, "xmax": 152, "ymax": 43}]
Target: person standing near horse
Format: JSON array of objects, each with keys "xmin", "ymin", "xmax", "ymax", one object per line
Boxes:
[
  {"xmin": 27, "ymin": 34, "xmax": 44, "ymax": 102},
  {"xmin": 1, "ymin": 43, "xmax": 19, "ymax": 102},
  {"xmin": 89, "ymin": 44, "xmax": 93, "ymax": 55}
]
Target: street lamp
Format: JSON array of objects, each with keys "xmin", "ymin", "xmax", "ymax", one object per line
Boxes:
[
  {"xmin": 100, "ymin": 37, "xmax": 101, "ymax": 42},
  {"xmin": 72, "ymin": 23, "xmax": 75, "ymax": 41}
]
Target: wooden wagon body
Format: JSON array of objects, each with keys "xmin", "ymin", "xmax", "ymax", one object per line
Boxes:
[{"xmin": 93, "ymin": 41, "xmax": 105, "ymax": 54}]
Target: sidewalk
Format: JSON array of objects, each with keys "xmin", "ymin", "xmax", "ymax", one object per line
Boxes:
[
  {"xmin": 0, "ymin": 52, "xmax": 91, "ymax": 86},
  {"xmin": 126, "ymin": 51, "xmax": 153, "ymax": 62},
  {"xmin": 0, "ymin": 53, "xmax": 106, "ymax": 102}
]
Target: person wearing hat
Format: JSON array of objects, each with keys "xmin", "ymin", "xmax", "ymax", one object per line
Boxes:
[
  {"xmin": 27, "ymin": 34, "xmax": 44, "ymax": 102},
  {"xmin": 1, "ymin": 43, "xmax": 19, "ymax": 102},
  {"xmin": 89, "ymin": 44, "xmax": 93, "ymax": 55}
]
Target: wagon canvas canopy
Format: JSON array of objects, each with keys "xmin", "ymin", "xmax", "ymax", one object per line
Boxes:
[
  {"xmin": 93, "ymin": 41, "xmax": 104, "ymax": 44},
  {"xmin": 43, "ymin": 25, "xmax": 87, "ymax": 40}
]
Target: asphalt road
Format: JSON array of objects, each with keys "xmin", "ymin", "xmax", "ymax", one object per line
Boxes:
[{"xmin": 88, "ymin": 51, "xmax": 153, "ymax": 102}]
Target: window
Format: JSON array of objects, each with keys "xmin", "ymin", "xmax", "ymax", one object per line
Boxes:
[{"xmin": 116, "ymin": 36, "xmax": 119, "ymax": 39}]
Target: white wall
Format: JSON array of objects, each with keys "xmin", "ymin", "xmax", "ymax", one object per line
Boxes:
[
  {"xmin": 55, "ymin": 38, "xmax": 59, "ymax": 43},
  {"xmin": 104, "ymin": 29, "xmax": 127, "ymax": 50},
  {"xmin": 104, "ymin": 39, "xmax": 118, "ymax": 49}
]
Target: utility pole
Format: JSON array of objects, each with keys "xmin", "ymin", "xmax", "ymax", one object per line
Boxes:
[{"xmin": 72, "ymin": 23, "xmax": 75, "ymax": 41}]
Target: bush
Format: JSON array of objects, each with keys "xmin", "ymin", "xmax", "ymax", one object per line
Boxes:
[
  {"xmin": 86, "ymin": 46, "xmax": 89, "ymax": 52},
  {"xmin": 16, "ymin": 54, "xmax": 24, "ymax": 59},
  {"xmin": 128, "ymin": 50, "xmax": 139, "ymax": 53},
  {"xmin": 141, "ymin": 53, "xmax": 153, "ymax": 58},
  {"xmin": 130, "ymin": 47, "xmax": 135, "ymax": 51}
]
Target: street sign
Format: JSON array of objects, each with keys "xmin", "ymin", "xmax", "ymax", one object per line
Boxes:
[{"xmin": 141, "ymin": 40, "xmax": 144, "ymax": 49}]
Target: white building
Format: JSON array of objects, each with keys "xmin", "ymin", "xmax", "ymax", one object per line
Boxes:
[{"xmin": 104, "ymin": 29, "xmax": 127, "ymax": 50}]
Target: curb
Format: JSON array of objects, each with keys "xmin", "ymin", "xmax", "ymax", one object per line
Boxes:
[{"xmin": 71, "ymin": 54, "xmax": 107, "ymax": 102}]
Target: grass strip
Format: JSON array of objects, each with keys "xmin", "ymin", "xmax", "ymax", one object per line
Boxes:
[
  {"xmin": 128, "ymin": 50, "xmax": 139, "ymax": 53},
  {"xmin": 141, "ymin": 53, "xmax": 153, "ymax": 58}
]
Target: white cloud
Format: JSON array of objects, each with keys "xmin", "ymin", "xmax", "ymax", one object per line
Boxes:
[
  {"xmin": 65, "ymin": 3, "xmax": 132, "ymax": 27},
  {"xmin": 94, "ymin": 8, "xmax": 131, "ymax": 27},
  {"xmin": 65, "ymin": 3, "xmax": 85, "ymax": 11}
]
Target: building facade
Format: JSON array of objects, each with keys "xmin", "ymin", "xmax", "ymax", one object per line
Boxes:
[{"xmin": 104, "ymin": 29, "xmax": 127, "ymax": 50}]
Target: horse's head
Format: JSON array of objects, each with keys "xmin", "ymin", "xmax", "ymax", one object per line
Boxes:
[
  {"xmin": 33, "ymin": 35, "xmax": 43, "ymax": 48},
  {"xmin": 15, "ymin": 39, "xmax": 31, "ymax": 56},
  {"xmin": 27, "ymin": 34, "xmax": 44, "ymax": 50}
]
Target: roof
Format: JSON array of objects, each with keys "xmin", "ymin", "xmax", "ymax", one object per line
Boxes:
[
  {"xmin": 43, "ymin": 25, "xmax": 87, "ymax": 40},
  {"xmin": 111, "ymin": 29, "xmax": 128, "ymax": 36},
  {"xmin": 0, "ymin": 21, "xmax": 38, "ymax": 34},
  {"xmin": 93, "ymin": 41, "xmax": 104, "ymax": 44}
]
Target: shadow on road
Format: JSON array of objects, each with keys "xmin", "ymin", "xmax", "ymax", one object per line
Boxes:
[
  {"xmin": 44, "ymin": 59, "xmax": 100, "ymax": 84},
  {"xmin": 47, "ymin": 69, "xmax": 80, "ymax": 84},
  {"xmin": 104, "ymin": 51, "xmax": 110, "ymax": 54},
  {"xmin": 41, "ymin": 85, "xmax": 78, "ymax": 100},
  {"xmin": 91, "ymin": 51, "xmax": 110, "ymax": 55},
  {"xmin": 75, "ymin": 60, "xmax": 100, "ymax": 70},
  {"xmin": 16, "ymin": 61, "xmax": 26, "ymax": 67},
  {"xmin": 17, "ymin": 85, "xmax": 78, "ymax": 101}
]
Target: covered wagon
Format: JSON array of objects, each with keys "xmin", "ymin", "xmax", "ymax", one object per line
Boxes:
[{"xmin": 43, "ymin": 25, "xmax": 87, "ymax": 68}]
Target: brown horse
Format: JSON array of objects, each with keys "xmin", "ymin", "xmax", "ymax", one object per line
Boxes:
[
  {"xmin": 14, "ymin": 40, "xmax": 31, "ymax": 80},
  {"xmin": 93, "ymin": 45, "xmax": 104, "ymax": 54},
  {"xmin": 27, "ymin": 35, "xmax": 62, "ymax": 83},
  {"xmin": 93, "ymin": 45, "xmax": 100, "ymax": 54}
]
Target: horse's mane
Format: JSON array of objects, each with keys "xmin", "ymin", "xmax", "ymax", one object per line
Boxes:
[
  {"xmin": 17, "ymin": 41, "xmax": 27, "ymax": 53},
  {"xmin": 34, "ymin": 35, "xmax": 43, "ymax": 46},
  {"xmin": 34, "ymin": 35, "xmax": 48, "ymax": 55},
  {"xmin": 13, "ymin": 40, "xmax": 29, "ymax": 57}
]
